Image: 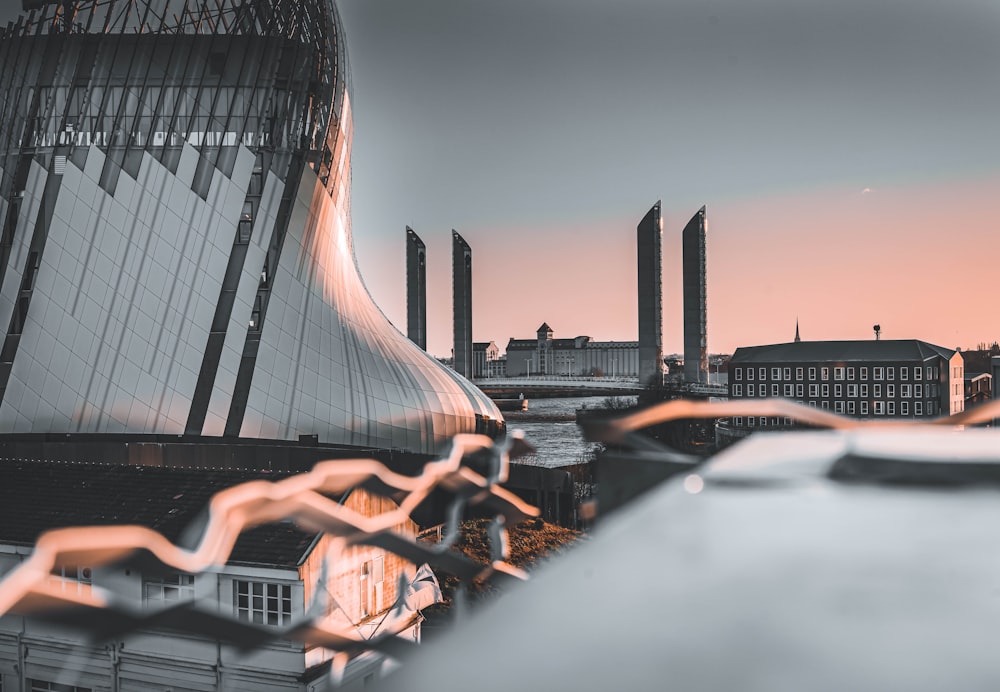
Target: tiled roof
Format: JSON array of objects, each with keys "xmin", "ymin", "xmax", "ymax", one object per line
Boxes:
[
  {"xmin": 0, "ymin": 460, "xmax": 320, "ymax": 567},
  {"xmin": 731, "ymin": 340, "xmax": 958, "ymax": 364}
]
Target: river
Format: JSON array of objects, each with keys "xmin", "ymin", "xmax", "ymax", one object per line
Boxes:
[{"xmin": 502, "ymin": 395, "xmax": 637, "ymax": 468}]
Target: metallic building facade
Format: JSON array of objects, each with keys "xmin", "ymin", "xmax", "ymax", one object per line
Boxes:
[
  {"xmin": 683, "ymin": 205, "xmax": 708, "ymax": 383},
  {"xmin": 452, "ymin": 230, "xmax": 473, "ymax": 380},
  {"xmin": 0, "ymin": 0, "xmax": 501, "ymax": 453},
  {"xmin": 406, "ymin": 226, "xmax": 426, "ymax": 350},
  {"xmin": 636, "ymin": 201, "xmax": 663, "ymax": 385}
]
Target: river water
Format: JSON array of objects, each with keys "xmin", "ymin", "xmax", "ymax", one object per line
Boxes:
[{"xmin": 503, "ymin": 395, "xmax": 637, "ymax": 468}]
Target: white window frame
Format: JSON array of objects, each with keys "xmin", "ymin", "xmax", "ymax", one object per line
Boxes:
[
  {"xmin": 874, "ymin": 367, "xmax": 884, "ymax": 381},
  {"xmin": 783, "ymin": 367, "xmax": 791, "ymax": 380},
  {"xmin": 784, "ymin": 384, "xmax": 794, "ymax": 397},
  {"xmin": 834, "ymin": 367, "xmax": 845, "ymax": 381},
  {"xmin": 874, "ymin": 401, "xmax": 885, "ymax": 415},
  {"xmin": 796, "ymin": 367, "xmax": 804, "ymax": 380},
  {"xmin": 771, "ymin": 367, "xmax": 780, "ymax": 380},
  {"xmin": 887, "ymin": 367, "xmax": 895, "ymax": 379},
  {"xmin": 915, "ymin": 384, "xmax": 923, "ymax": 397},
  {"xmin": 361, "ymin": 555, "xmax": 385, "ymax": 619},
  {"xmin": 848, "ymin": 401, "xmax": 856, "ymax": 414},
  {"xmin": 796, "ymin": 383, "xmax": 804, "ymax": 397},
  {"xmin": 809, "ymin": 367, "xmax": 817, "ymax": 381},
  {"xmin": 821, "ymin": 367, "xmax": 830, "ymax": 381},
  {"xmin": 734, "ymin": 368, "xmax": 742, "ymax": 381},
  {"xmin": 915, "ymin": 401, "xmax": 923, "ymax": 415},
  {"xmin": 861, "ymin": 401, "xmax": 869, "ymax": 415},
  {"xmin": 848, "ymin": 384, "xmax": 858, "ymax": 398},
  {"xmin": 847, "ymin": 367, "xmax": 855, "ymax": 380},
  {"xmin": 874, "ymin": 384, "xmax": 882, "ymax": 398},
  {"xmin": 860, "ymin": 366, "xmax": 869, "ymax": 380},
  {"xmin": 771, "ymin": 384, "xmax": 779, "ymax": 396},
  {"xmin": 834, "ymin": 401, "xmax": 844, "ymax": 413},
  {"xmin": 888, "ymin": 401, "xmax": 895, "ymax": 415},
  {"xmin": 234, "ymin": 580, "xmax": 292, "ymax": 626},
  {"xmin": 914, "ymin": 366, "xmax": 922, "ymax": 380},
  {"xmin": 144, "ymin": 573, "xmax": 195, "ymax": 604},
  {"xmin": 900, "ymin": 367, "xmax": 908, "ymax": 381},
  {"xmin": 861, "ymin": 384, "xmax": 869, "ymax": 397},
  {"xmin": 733, "ymin": 384, "xmax": 743, "ymax": 397},
  {"xmin": 902, "ymin": 384, "xmax": 912, "ymax": 398},
  {"xmin": 809, "ymin": 384, "xmax": 818, "ymax": 397},
  {"xmin": 51, "ymin": 566, "xmax": 92, "ymax": 595},
  {"xmin": 901, "ymin": 401, "xmax": 909, "ymax": 416},
  {"xmin": 29, "ymin": 680, "xmax": 91, "ymax": 692},
  {"xmin": 821, "ymin": 384, "xmax": 829, "ymax": 397},
  {"xmin": 834, "ymin": 384, "xmax": 842, "ymax": 398},
  {"xmin": 887, "ymin": 384, "xmax": 895, "ymax": 398}
]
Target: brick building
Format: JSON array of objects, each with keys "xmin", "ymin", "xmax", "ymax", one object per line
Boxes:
[
  {"xmin": 726, "ymin": 339, "xmax": 964, "ymax": 430},
  {"xmin": 504, "ymin": 324, "xmax": 638, "ymax": 378}
]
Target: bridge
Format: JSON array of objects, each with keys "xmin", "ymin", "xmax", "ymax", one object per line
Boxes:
[
  {"xmin": 474, "ymin": 377, "xmax": 729, "ymax": 399},
  {"xmin": 474, "ymin": 377, "xmax": 645, "ymax": 398}
]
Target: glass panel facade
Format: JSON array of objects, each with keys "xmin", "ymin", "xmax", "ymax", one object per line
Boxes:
[{"xmin": 0, "ymin": 0, "xmax": 502, "ymax": 453}]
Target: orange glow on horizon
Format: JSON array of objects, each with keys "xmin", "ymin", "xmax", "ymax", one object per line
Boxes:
[{"xmin": 358, "ymin": 172, "xmax": 1000, "ymax": 357}]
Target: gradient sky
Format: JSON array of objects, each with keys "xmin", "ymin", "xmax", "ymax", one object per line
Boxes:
[
  {"xmin": 3, "ymin": 1, "xmax": 998, "ymax": 357},
  {"xmin": 336, "ymin": 0, "xmax": 1000, "ymax": 357}
]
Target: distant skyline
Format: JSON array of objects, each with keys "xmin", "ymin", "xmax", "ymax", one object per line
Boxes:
[
  {"xmin": 4, "ymin": 1, "xmax": 998, "ymax": 356},
  {"xmin": 336, "ymin": 0, "xmax": 1000, "ymax": 357}
]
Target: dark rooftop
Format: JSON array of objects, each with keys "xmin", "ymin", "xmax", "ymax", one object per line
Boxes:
[
  {"xmin": 731, "ymin": 339, "xmax": 957, "ymax": 364},
  {"xmin": 0, "ymin": 460, "xmax": 320, "ymax": 567}
]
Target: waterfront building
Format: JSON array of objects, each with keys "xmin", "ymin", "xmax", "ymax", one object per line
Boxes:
[
  {"xmin": 0, "ymin": 461, "xmax": 430, "ymax": 691},
  {"xmin": 406, "ymin": 226, "xmax": 427, "ymax": 350},
  {"xmin": 504, "ymin": 324, "xmax": 638, "ymax": 378},
  {"xmin": 0, "ymin": 0, "xmax": 500, "ymax": 454},
  {"xmin": 682, "ymin": 206, "xmax": 708, "ymax": 383},
  {"xmin": 472, "ymin": 341, "xmax": 503, "ymax": 379},
  {"xmin": 636, "ymin": 202, "xmax": 664, "ymax": 385},
  {"xmin": 725, "ymin": 339, "xmax": 964, "ymax": 432},
  {"xmin": 452, "ymin": 230, "xmax": 473, "ymax": 380}
]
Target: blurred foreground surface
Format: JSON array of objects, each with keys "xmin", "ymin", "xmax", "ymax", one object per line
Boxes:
[{"xmin": 383, "ymin": 428, "xmax": 1000, "ymax": 691}]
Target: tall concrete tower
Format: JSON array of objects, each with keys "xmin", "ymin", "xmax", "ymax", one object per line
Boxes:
[
  {"xmin": 453, "ymin": 230, "xmax": 473, "ymax": 379},
  {"xmin": 683, "ymin": 206, "xmax": 708, "ymax": 383},
  {"xmin": 637, "ymin": 202, "xmax": 664, "ymax": 386},
  {"xmin": 406, "ymin": 227, "xmax": 427, "ymax": 350}
]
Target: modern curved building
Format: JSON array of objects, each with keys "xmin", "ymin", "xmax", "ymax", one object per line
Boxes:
[{"xmin": 0, "ymin": 0, "xmax": 501, "ymax": 454}]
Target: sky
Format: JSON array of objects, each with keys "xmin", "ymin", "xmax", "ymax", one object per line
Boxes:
[
  {"xmin": 3, "ymin": 1, "xmax": 998, "ymax": 357},
  {"xmin": 336, "ymin": 0, "xmax": 1000, "ymax": 357}
]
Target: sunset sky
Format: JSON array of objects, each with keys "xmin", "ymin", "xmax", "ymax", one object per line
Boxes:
[
  {"xmin": 337, "ymin": 0, "xmax": 1000, "ymax": 357},
  {"xmin": 2, "ymin": 1, "xmax": 997, "ymax": 357}
]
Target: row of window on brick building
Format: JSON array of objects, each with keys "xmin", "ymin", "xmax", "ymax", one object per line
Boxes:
[
  {"xmin": 733, "ymin": 397, "xmax": 938, "ymax": 427},
  {"xmin": 732, "ymin": 365, "xmax": 938, "ymax": 382},
  {"xmin": 733, "ymin": 382, "xmax": 939, "ymax": 400}
]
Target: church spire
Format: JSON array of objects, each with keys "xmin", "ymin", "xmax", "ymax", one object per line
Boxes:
[{"xmin": 794, "ymin": 318, "xmax": 801, "ymax": 343}]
